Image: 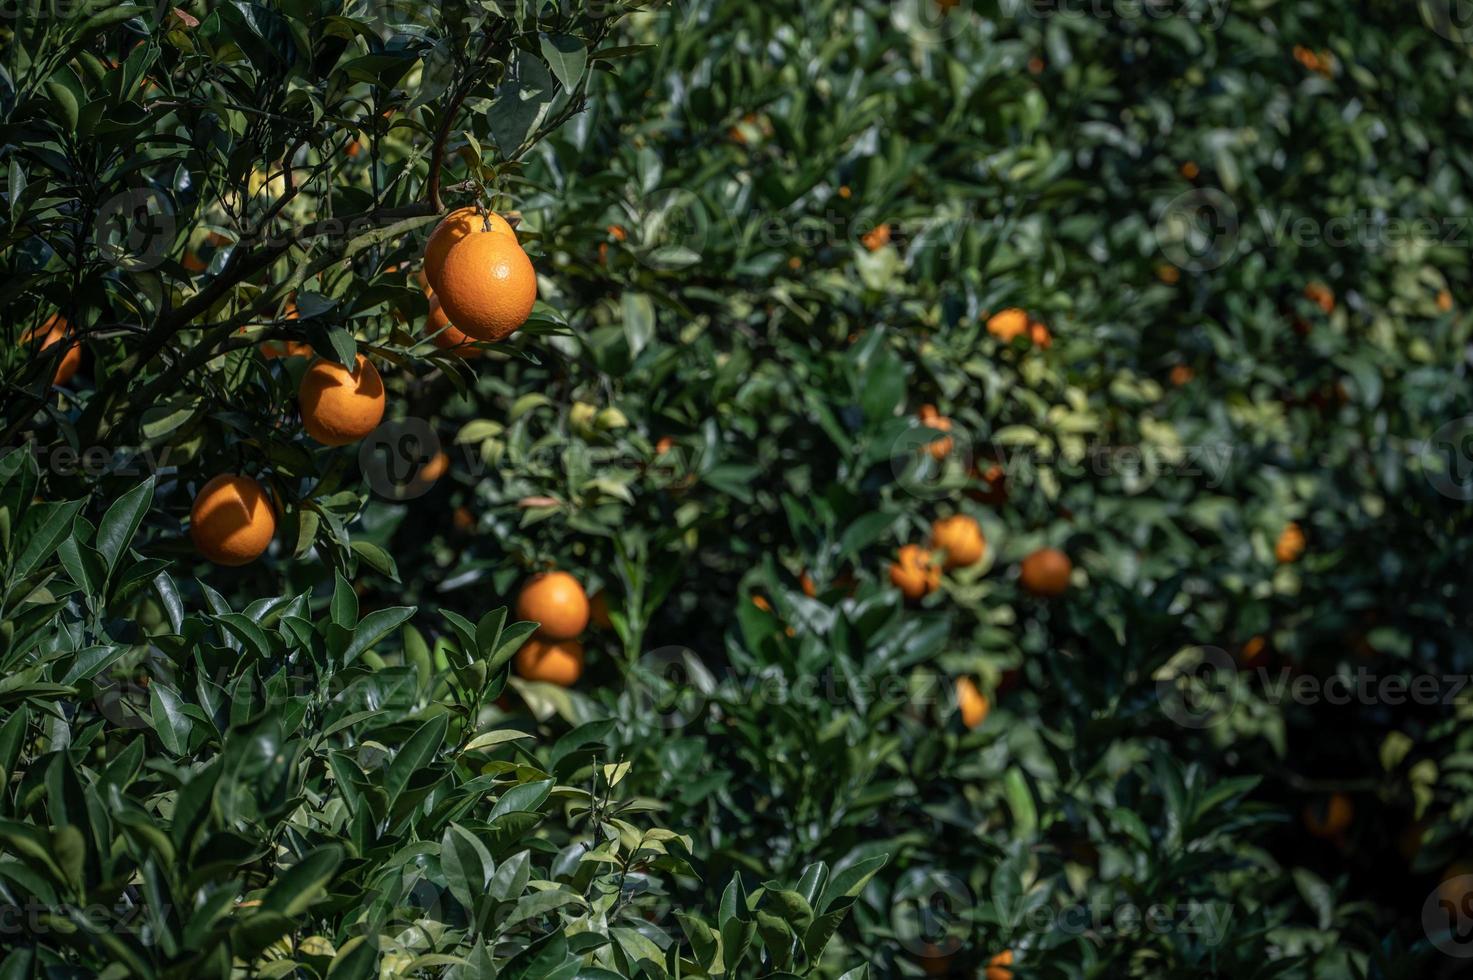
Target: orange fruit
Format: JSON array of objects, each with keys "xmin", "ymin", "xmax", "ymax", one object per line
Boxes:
[
  {"xmin": 1437, "ymin": 289, "xmax": 1454, "ymax": 312},
  {"xmin": 917, "ymin": 404, "xmax": 954, "ymax": 461},
  {"xmin": 436, "ymin": 232, "xmax": 538, "ymax": 342},
  {"xmin": 1304, "ymin": 282, "xmax": 1335, "ymax": 314},
  {"xmin": 1275, "ymin": 522, "xmax": 1305, "ymax": 564},
  {"xmin": 1027, "ymin": 55, "xmax": 1045, "ymax": 74},
  {"xmin": 424, "ymin": 294, "xmax": 480, "ymax": 357},
  {"xmin": 190, "ymin": 474, "xmax": 276, "ymax": 566},
  {"xmin": 986, "ymin": 308, "xmax": 1029, "ymax": 343},
  {"xmin": 1157, "ymin": 263, "xmax": 1181, "ymax": 284},
  {"xmin": 985, "ymin": 949, "xmax": 1015, "ymax": 980},
  {"xmin": 1180, "ymin": 161, "xmax": 1199, "ymax": 180},
  {"xmin": 1439, "ymin": 861, "xmax": 1473, "ymax": 907},
  {"xmin": 422, "ymin": 206, "xmax": 516, "ymax": 294},
  {"xmin": 515, "ymin": 638, "xmax": 584, "ymax": 686},
  {"xmin": 607, "ymin": 224, "xmax": 628, "ymax": 242},
  {"xmin": 1020, "ymin": 548, "xmax": 1071, "ymax": 597},
  {"xmin": 25, "ymin": 314, "xmax": 80, "ymax": 385},
  {"xmin": 889, "ymin": 544, "xmax": 940, "ymax": 601},
  {"xmin": 516, "ymin": 571, "xmax": 590, "ymax": 640},
  {"xmin": 452, "ymin": 506, "xmax": 476, "ymax": 533},
  {"xmin": 655, "ymin": 436, "xmax": 676, "ymax": 455},
  {"xmin": 969, "ymin": 461, "xmax": 1008, "ymax": 506},
  {"xmin": 751, "ymin": 594, "xmax": 774, "ymax": 614},
  {"xmin": 1302, "ymin": 793, "xmax": 1353, "ymax": 838},
  {"xmin": 420, "ymin": 450, "xmax": 449, "ymax": 484},
  {"xmin": 956, "ymin": 677, "xmax": 989, "ymax": 729},
  {"xmin": 861, "ymin": 223, "xmax": 891, "ymax": 251},
  {"xmin": 298, "ymin": 354, "xmax": 385, "ymax": 446},
  {"xmin": 1029, "ymin": 321, "xmax": 1052, "ymax": 348},
  {"xmin": 261, "ymin": 341, "xmax": 313, "ymax": 360},
  {"xmin": 1169, "ymin": 364, "xmax": 1195, "ymax": 386},
  {"xmin": 800, "ymin": 571, "xmax": 856, "ymax": 597},
  {"xmin": 931, "ymin": 514, "xmax": 986, "ymax": 569},
  {"xmin": 589, "ymin": 589, "xmax": 614, "ymax": 630},
  {"xmin": 1240, "ymin": 635, "xmax": 1268, "ymax": 669},
  {"xmin": 917, "ymin": 945, "xmax": 955, "ymax": 976}
]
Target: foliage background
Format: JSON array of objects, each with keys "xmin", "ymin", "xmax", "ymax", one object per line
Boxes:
[{"xmin": 3, "ymin": 0, "xmax": 1473, "ymax": 976}]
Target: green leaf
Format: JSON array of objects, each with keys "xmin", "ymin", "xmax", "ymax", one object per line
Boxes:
[
  {"xmin": 489, "ymin": 849, "xmax": 531, "ymax": 902},
  {"xmin": 489, "ymin": 778, "xmax": 553, "ymax": 822},
  {"xmin": 343, "ymin": 606, "xmax": 416, "ymax": 665},
  {"xmin": 622, "ymin": 292, "xmax": 655, "ymax": 359},
  {"xmin": 489, "ymin": 50, "xmax": 556, "ymax": 155},
  {"xmin": 384, "ymin": 715, "xmax": 448, "ymax": 803},
  {"xmin": 503, "ymin": 887, "xmax": 585, "ymax": 929},
  {"xmin": 10, "ymin": 499, "xmax": 85, "ymax": 581},
  {"xmin": 260, "ymin": 845, "xmax": 344, "ymax": 918},
  {"xmin": 461, "ymin": 730, "xmax": 533, "ymax": 753},
  {"xmin": 95, "ymin": 476, "xmax": 154, "ymax": 579},
  {"xmin": 149, "ymin": 684, "xmax": 191, "ymax": 755},
  {"xmin": 490, "ymin": 620, "xmax": 539, "ymax": 672},
  {"xmin": 331, "ymin": 572, "xmax": 359, "ymax": 628},
  {"xmin": 441, "ymin": 823, "xmax": 493, "ymax": 913},
  {"xmin": 539, "ymin": 34, "xmax": 587, "ymax": 91}
]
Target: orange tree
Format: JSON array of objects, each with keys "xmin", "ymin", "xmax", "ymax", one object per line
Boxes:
[
  {"xmin": 7, "ymin": 0, "xmax": 1473, "ymax": 978},
  {"xmin": 0, "ymin": 0, "xmax": 879, "ymax": 976}
]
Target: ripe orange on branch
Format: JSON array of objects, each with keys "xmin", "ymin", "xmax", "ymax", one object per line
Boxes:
[
  {"xmin": 423, "ymin": 207, "xmax": 516, "ymax": 293},
  {"xmin": 917, "ymin": 404, "xmax": 954, "ymax": 460},
  {"xmin": 955, "ymin": 677, "xmax": 989, "ymax": 729},
  {"xmin": 1275, "ymin": 522, "xmax": 1305, "ymax": 564},
  {"xmin": 515, "ymin": 638, "xmax": 584, "ymax": 686},
  {"xmin": 589, "ymin": 589, "xmax": 614, "ymax": 630},
  {"xmin": 190, "ymin": 474, "xmax": 276, "ymax": 566},
  {"xmin": 1020, "ymin": 548, "xmax": 1071, "ymax": 596},
  {"xmin": 1304, "ymin": 281, "xmax": 1335, "ymax": 314},
  {"xmin": 889, "ymin": 544, "xmax": 940, "ymax": 601},
  {"xmin": 986, "ymin": 308, "xmax": 1030, "ymax": 343},
  {"xmin": 516, "ymin": 571, "xmax": 590, "ymax": 640},
  {"xmin": 424, "ymin": 294, "xmax": 481, "ymax": 357},
  {"xmin": 25, "ymin": 314, "xmax": 80, "ymax": 385},
  {"xmin": 1302, "ymin": 793, "xmax": 1353, "ymax": 838},
  {"xmin": 436, "ymin": 233, "xmax": 538, "ymax": 342},
  {"xmin": 931, "ymin": 514, "xmax": 986, "ymax": 569},
  {"xmin": 298, "ymin": 354, "xmax": 386, "ymax": 446}
]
